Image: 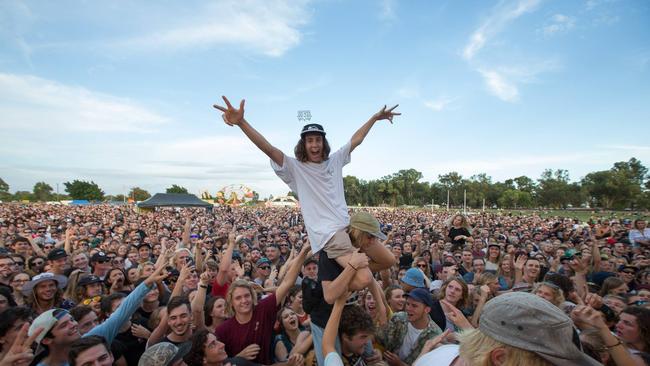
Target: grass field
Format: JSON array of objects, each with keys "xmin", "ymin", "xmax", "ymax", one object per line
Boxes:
[{"xmin": 479, "ymin": 209, "xmax": 649, "ymax": 222}]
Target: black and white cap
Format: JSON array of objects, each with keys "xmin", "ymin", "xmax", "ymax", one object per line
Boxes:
[{"xmin": 300, "ymin": 123, "xmax": 326, "ymax": 137}]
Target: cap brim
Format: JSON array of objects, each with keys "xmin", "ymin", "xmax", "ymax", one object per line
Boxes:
[
  {"xmin": 538, "ymin": 351, "xmax": 602, "ymax": 366},
  {"xmin": 22, "ymin": 276, "xmax": 68, "ymax": 296},
  {"xmin": 371, "ymin": 231, "xmax": 387, "ymax": 241}
]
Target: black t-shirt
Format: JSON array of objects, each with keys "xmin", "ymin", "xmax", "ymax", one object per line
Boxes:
[
  {"xmin": 449, "ymin": 227, "xmax": 470, "ymax": 250},
  {"xmin": 116, "ymin": 325, "xmax": 147, "ymax": 366},
  {"xmin": 310, "ymin": 251, "xmax": 343, "ymax": 328},
  {"xmin": 399, "ymin": 253, "xmax": 414, "ymax": 268}
]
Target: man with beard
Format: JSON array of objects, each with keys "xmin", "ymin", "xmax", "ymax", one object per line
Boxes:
[{"xmin": 0, "ymin": 253, "xmax": 15, "ymax": 290}]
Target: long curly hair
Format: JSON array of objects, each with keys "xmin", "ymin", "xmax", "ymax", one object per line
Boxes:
[{"xmin": 294, "ymin": 134, "xmax": 331, "ymax": 162}]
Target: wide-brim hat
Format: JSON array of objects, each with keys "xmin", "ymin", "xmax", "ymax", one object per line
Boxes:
[
  {"xmin": 479, "ymin": 292, "xmax": 601, "ymax": 366},
  {"xmin": 350, "ymin": 212, "xmax": 387, "ymax": 241},
  {"xmin": 22, "ymin": 272, "xmax": 67, "ymax": 296}
]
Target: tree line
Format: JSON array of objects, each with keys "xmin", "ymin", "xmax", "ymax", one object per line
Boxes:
[
  {"xmin": 342, "ymin": 158, "xmax": 649, "ymax": 210},
  {"xmin": 1, "ymin": 157, "xmax": 648, "ymax": 209},
  {"xmin": 0, "ymin": 180, "xmax": 190, "ymax": 203}
]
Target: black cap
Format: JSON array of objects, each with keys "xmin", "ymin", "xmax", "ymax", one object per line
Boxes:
[
  {"xmin": 47, "ymin": 248, "xmax": 68, "ymax": 261},
  {"xmin": 300, "ymin": 123, "xmax": 326, "ymax": 137},
  {"xmin": 91, "ymin": 251, "xmax": 110, "ymax": 263},
  {"xmin": 78, "ymin": 275, "xmax": 103, "ymax": 287}
]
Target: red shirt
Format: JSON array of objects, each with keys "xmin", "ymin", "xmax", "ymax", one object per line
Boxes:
[
  {"xmin": 211, "ymin": 280, "xmax": 229, "ymax": 297},
  {"xmin": 216, "ymin": 293, "xmax": 278, "ymax": 365}
]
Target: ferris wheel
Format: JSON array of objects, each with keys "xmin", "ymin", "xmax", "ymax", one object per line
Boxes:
[{"xmin": 215, "ymin": 184, "xmax": 255, "ymax": 205}]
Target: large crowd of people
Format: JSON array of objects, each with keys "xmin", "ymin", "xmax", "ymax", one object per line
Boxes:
[
  {"xmin": 0, "ymin": 98, "xmax": 648, "ymax": 366},
  {"xmin": 0, "ymin": 203, "xmax": 648, "ymax": 366}
]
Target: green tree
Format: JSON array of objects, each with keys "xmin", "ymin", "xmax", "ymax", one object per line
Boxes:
[
  {"xmin": 33, "ymin": 182, "xmax": 54, "ymax": 202},
  {"xmin": 129, "ymin": 187, "xmax": 151, "ymax": 201},
  {"xmin": 343, "ymin": 175, "xmax": 363, "ymax": 205},
  {"xmin": 438, "ymin": 172, "xmax": 464, "ymax": 207},
  {"xmin": 13, "ymin": 191, "xmax": 33, "ymax": 201},
  {"xmin": 536, "ymin": 169, "xmax": 571, "ymax": 208},
  {"xmin": 0, "ymin": 178, "xmax": 10, "ymax": 201},
  {"xmin": 166, "ymin": 185, "xmax": 189, "ymax": 194},
  {"xmin": 64, "ymin": 180, "xmax": 105, "ymax": 201}
]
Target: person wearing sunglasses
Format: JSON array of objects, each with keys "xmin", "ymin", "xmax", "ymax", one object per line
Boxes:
[{"xmin": 253, "ymin": 258, "xmax": 272, "ymax": 287}]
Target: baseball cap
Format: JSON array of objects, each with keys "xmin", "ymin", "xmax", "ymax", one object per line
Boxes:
[
  {"xmin": 139, "ymin": 341, "xmax": 191, "ymax": 366},
  {"xmin": 256, "ymin": 258, "xmax": 271, "ymax": 267},
  {"xmin": 400, "ymin": 268, "xmax": 425, "ymax": 288},
  {"xmin": 91, "ymin": 252, "xmax": 110, "ymax": 263},
  {"xmin": 22, "ymin": 272, "xmax": 68, "ymax": 296},
  {"xmin": 350, "ymin": 212, "xmax": 387, "ymax": 241},
  {"xmin": 78, "ymin": 275, "xmax": 103, "ymax": 287},
  {"xmin": 300, "ymin": 123, "xmax": 326, "ymax": 137},
  {"xmin": 29, "ymin": 308, "xmax": 70, "ymax": 343},
  {"xmin": 478, "ymin": 292, "xmax": 601, "ymax": 366},
  {"xmin": 47, "ymin": 248, "xmax": 68, "ymax": 261},
  {"xmin": 407, "ymin": 288, "xmax": 434, "ymax": 308}
]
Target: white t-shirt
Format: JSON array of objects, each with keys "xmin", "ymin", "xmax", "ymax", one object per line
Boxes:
[
  {"xmin": 324, "ymin": 352, "xmax": 344, "ymax": 366},
  {"xmin": 413, "ymin": 344, "xmax": 460, "ymax": 366},
  {"xmin": 398, "ymin": 322, "xmax": 424, "ymax": 359},
  {"xmin": 271, "ymin": 141, "xmax": 352, "ymax": 253}
]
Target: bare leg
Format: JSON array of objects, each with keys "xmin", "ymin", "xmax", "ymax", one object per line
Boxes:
[
  {"xmin": 334, "ymin": 253, "xmax": 372, "ymax": 290},
  {"xmin": 363, "ymin": 240, "xmax": 397, "ymax": 272}
]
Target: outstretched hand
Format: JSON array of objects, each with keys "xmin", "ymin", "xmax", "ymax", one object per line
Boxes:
[
  {"xmin": 214, "ymin": 96, "xmax": 245, "ymax": 126},
  {"xmin": 373, "ymin": 104, "xmax": 400, "ymax": 124}
]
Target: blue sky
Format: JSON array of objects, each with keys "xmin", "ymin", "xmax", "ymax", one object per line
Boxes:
[{"xmin": 1, "ymin": 0, "xmax": 649, "ymax": 199}]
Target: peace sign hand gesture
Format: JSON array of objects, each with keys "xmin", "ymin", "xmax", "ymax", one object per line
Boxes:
[
  {"xmin": 0, "ymin": 324, "xmax": 42, "ymax": 366},
  {"xmin": 214, "ymin": 96, "xmax": 245, "ymax": 126},
  {"xmin": 372, "ymin": 104, "xmax": 400, "ymax": 124}
]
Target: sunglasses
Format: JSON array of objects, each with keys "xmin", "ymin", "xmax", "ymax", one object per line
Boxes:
[
  {"xmin": 628, "ymin": 300, "xmax": 647, "ymax": 306},
  {"xmin": 259, "ymin": 266, "xmax": 270, "ymax": 270},
  {"xmin": 14, "ymin": 261, "xmax": 25, "ymax": 266},
  {"xmin": 417, "ymin": 264, "xmax": 427, "ymax": 268},
  {"xmin": 622, "ymin": 270, "xmax": 636, "ymax": 275},
  {"xmin": 82, "ymin": 296, "xmax": 102, "ymax": 305}
]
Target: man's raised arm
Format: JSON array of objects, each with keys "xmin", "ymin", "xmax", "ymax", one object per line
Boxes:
[
  {"xmin": 214, "ymin": 96, "xmax": 284, "ymax": 166},
  {"xmin": 350, "ymin": 104, "xmax": 400, "ymax": 152}
]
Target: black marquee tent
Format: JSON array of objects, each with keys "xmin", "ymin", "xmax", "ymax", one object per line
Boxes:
[{"xmin": 137, "ymin": 193, "xmax": 213, "ymax": 210}]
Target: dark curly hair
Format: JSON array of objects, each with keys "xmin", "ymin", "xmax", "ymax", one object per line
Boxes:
[
  {"xmin": 339, "ymin": 304, "xmax": 375, "ymax": 338},
  {"xmin": 294, "ymin": 134, "xmax": 331, "ymax": 162},
  {"xmin": 184, "ymin": 328, "xmax": 210, "ymax": 366}
]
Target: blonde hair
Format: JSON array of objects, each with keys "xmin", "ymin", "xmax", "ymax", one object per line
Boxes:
[
  {"xmin": 532, "ymin": 282, "xmax": 565, "ymax": 307},
  {"xmin": 225, "ymin": 279, "xmax": 258, "ymax": 317},
  {"xmin": 347, "ymin": 227, "xmax": 371, "ymax": 249},
  {"xmin": 446, "ymin": 213, "xmax": 473, "ymax": 234},
  {"xmin": 459, "ymin": 328, "xmax": 551, "ymax": 366},
  {"xmin": 63, "ymin": 269, "xmax": 87, "ymax": 303}
]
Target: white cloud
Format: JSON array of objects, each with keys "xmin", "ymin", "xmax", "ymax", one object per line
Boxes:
[
  {"xmin": 117, "ymin": 0, "xmax": 311, "ymax": 57},
  {"xmin": 424, "ymin": 97, "xmax": 456, "ymax": 111},
  {"xmin": 0, "ymin": 73, "xmax": 169, "ymax": 133},
  {"xmin": 542, "ymin": 14, "xmax": 576, "ymax": 36},
  {"xmin": 478, "ymin": 69, "xmax": 519, "ymax": 102},
  {"xmin": 463, "ymin": 0, "xmax": 542, "ymax": 60},
  {"xmin": 379, "ymin": 0, "xmax": 397, "ymax": 21}
]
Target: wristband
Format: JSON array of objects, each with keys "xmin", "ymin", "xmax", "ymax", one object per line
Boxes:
[
  {"xmin": 604, "ymin": 339, "xmax": 622, "ymax": 350},
  {"xmin": 200, "ymin": 285, "xmax": 208, "ymax": 289},
  {"xmin": 348, "ymin": 263, "xmax": 358, "ymax": 271}
]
